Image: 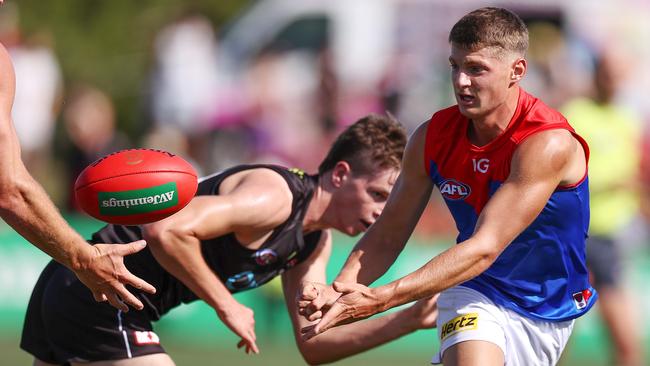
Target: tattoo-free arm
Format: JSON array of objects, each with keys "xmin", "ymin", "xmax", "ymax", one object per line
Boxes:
[
  {"xmin": 336, "ymin": 122, "xmax": 434, "ymax": 285},
  {"xmin": 0, "ymin": 42, "xmax": 154, "ymax": 312},
  {"xmin": 143, "ymin": 168, "xmax": 293, "ymax": 353},
  {"xmin": 284, "ymin": 231, "xmax": 438, "ymax": 364},
  {"xmin": 305, "ymin": 129, "xmax": 583, "ymax": 337}
]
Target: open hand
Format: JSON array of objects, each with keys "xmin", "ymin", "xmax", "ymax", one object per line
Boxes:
[
  {"xmin": 300, "ymin": 282, "xmax": 384, "ymax": 340},
  {"xmin": 216, "ymin": 299, "xmax": 259, "ymax": 354},
  {"xmin": 73, "ymin": 240, "xmax": 156, "ymax": 312}
]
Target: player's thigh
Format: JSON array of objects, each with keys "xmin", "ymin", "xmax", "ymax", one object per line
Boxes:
[
  {"xmin": 33, "ymin": 358, "xmax": 59, "ymax": 366},
  {"xmin": 442, "ymin": 340, "xmax": 504, "ymax": 366},
  {"xmin": 71, "ymin": 353, "xmax": 175, "ymax": 366}
]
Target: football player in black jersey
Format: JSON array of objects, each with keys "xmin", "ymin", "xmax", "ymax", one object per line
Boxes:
[{"xmin": 22, "ymin": 114, "xmax": 439, "ymax": 366}]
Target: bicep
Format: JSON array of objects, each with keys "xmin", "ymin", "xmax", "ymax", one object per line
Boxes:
[
  {"xmin": 472, "ymin": 130, "xmax": 574, "ymax": 252},
  {"xmin": 145, "ymin": 170, "xmax": 292, "ymax": 241}
]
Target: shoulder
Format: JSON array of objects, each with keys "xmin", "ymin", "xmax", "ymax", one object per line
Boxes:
[
  {"xmin": 220, "ymin": 167, "xmax": 294, "ymax": 210},
  {"xmin": 221, "ymin": 167, "xmax": 291, "ymax": 192},
  {"xmin": 514, "ymin": 129, "xmax": 576, "ymax": 170}
]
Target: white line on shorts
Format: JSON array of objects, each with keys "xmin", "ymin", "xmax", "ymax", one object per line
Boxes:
[{"xmin": 117, "ymin": 310, "xmax": 133, "ymax": 358}]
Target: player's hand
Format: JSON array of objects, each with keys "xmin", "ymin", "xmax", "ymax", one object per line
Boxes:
[
  {"xmin": 73, "ymin": 240, "xmax": 156, "ymax": 312},
  {"xmin": 215, "ymin": 299, "xmax": 260, "ymax": 355},
  {"xmin": 300, "ymin": 281, "xmax": 384, "ymax": 340},
  {"xmin": 296, "ymin": 282, "xmax": 341, "ymax": 321},
  {"xmin": 405, "ymin": 294, "xmax": 439, "ymax": 330}
]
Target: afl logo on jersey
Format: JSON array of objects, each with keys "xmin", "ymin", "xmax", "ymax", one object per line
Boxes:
[{"xmin": 440, "ymin": 179, "xmax": 471, "ymax": 200}]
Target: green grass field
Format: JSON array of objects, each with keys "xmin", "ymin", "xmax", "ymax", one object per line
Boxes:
[{"xmin": 0, "ymin": 337, "xmax": 629, "ymax": 366}]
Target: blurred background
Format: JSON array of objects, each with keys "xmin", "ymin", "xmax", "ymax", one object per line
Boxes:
[{"xmin": 1, "ymin": 0, "xmax": 649, "ymax": 365}]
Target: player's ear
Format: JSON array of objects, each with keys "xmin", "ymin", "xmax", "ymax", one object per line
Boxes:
[
  {"xmin": 331, "ymin": 161, "xmax": 352, "ymax": 188},
  {"xmin": 510, "ymin": 57, "xmax": 527, "ymax": 83}
]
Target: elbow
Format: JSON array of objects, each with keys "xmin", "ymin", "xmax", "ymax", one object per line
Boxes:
[
  {"xmin": 142, "ymin": 221, "xmax": 176, "ymax": 251},
  {"xmin": 141, "ymin": 222, "xmax": 164, "ymax": 243},
  {"xmin": 297, "ymin": 341, "xmax": 331, "ymax": 365},
  {"xmin": 468, "ymin": 238, "xmax": 502, "ymax": 274},
  {"xmin": 142, "ymin": 220, "xmax": 195, "ymax": 255},
  {"xmin": 297, "ymin": 339, "xmax": 351, "ymax": 365},
  {"xmin": 300, "ymin": 352, "xmax": 327, "ymax": 365},
  {"xmin": 0, "ymin": 178, "xmax": 27, "ymax": 216}
]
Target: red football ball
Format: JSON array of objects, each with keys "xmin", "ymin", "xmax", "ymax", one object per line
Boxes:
[{"xmin": 74, "ymin": 149, "xmax": 198, "ymax": 225}]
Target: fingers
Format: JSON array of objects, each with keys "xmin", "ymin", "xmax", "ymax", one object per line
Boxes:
[
  {"xmin": 242, "ymin": 333, "xmax": 259, "ymax": 354},
  {"xmin": 116, "ymin": 240, "xmax": 148, "ymax": 255},
  {"xmin": 301, "ymin": 302, "xmax": 345, "ymax": 341},
  {"xmin": 92, "ymin": 290, "xmax": 108, "ymax": 303},
  {"xmin": 111, "ymin": 283, "xmax": 145, "ymax": 311},
  {"xmin": 304, "ymin": 289, "xmax": 334, "ymax": 318},
  {"xmin": 120, "ymin": 270, "xmax": 156, "ymax": 294},
  {"xmin": 309, "ymin": 293, "xmax": 329, "ymax": 313},
  {"xmin": 313, "ymin": 302, "xmax": 343, "ymax": 334},
  {"xmin": 300, "ymin": 283, "xmax": 319, "ymax": 301},
  {"xmin": 105, "ymin": 292, "xmax": 128, "ymax": 312},
  {"xmin": 248, "ymin": 339, "xmax": 260, "ymax": 354},
  {"xmin": 307, "ymin": 310, "xmax": 322, "ymax": 322},
  {"xmin": 331, "ymin": 281, "xmax": 355, "ymax": 293}
]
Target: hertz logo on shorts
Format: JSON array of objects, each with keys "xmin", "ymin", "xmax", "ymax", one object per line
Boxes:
[{"xmin": 440, "ymin": 313, "xmax": 478, "ymax": 340}]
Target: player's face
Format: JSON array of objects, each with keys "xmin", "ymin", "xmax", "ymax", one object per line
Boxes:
[
  {"xmin": 449, "ymin": 44, "xmax": 522, "ymax": 119},
  {"xmin": 331, "ymin": 167, "xmax": 399, "ymax": 236}
]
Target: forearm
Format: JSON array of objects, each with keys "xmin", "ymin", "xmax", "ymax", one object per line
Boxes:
[
  {"xmin": 299, "ymin": 308, "xmax": 418, "ymax": 364},
  {"xmin": 381, "ymin": 238, "xmax": 494, "ymax": 310},
  {"xmin": 335, "ymin": 224, "xmax": 409, "ymax": 286},
  {"xmin": 146, "ymin": 230, "xmax": 236, "ymax": 310},
  {"xmin": 0, "ymin": 167, "xmax": 90, "ymax": 269}
]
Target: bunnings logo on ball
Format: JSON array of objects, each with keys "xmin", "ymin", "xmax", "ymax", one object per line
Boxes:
[{"xmin": 98, "ymin": 182, "xmax": 178, "ymax": 216}]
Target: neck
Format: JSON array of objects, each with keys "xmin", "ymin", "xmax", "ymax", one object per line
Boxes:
[
  {"xmin": 468, "ymin": 86, "xmax": 520, "ymax": 146},
  {"xmin": 302, "ymin": 178, "xmax": 331, "ymax": 233}
]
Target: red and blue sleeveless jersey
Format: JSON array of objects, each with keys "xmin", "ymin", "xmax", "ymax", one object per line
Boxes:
[{"xmin": 424, "ymin": 88, "xmax": 597, "ymax": 321}]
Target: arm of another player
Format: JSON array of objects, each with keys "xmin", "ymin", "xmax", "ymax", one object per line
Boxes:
[
  {"xmin": 305, "ymin": 128, "xmax": 584, "ymax": 338},
  {"xmin": 299, "ymin": 121, "xmax": 434, "ymax": 318},
  {"xmin": 143, "ymin": 168, "xmax": 294, "ymax": 354},
  {"xmin": 283, "ymin": 230, "xmax": 439, "ymax": 365},
  {"xmin": 0, "ymin": 42, "xmax": 154, "ymax": 312}
]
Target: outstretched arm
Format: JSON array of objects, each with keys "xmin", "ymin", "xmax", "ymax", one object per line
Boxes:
[
  {"xmin": 305, "ymin": 128, "xmax": 585, "ymax": 338},
  {"xmin": 335, "ymin": 122, "xmax": 434, "ymax": 285},
  {"xmin": 283, "ymin": 230, "xmax": 438, "ymax": 365},
  {"xmin": 143, "ymin": 168, "xmax": 294, "ymax": 354},
  {"xmin": 0, "ymin": 42, "xmax": 154, "ymax": 312},
  {"xmin": 299, "ymin": 122, "xmax": 433, "ymax": 318}
]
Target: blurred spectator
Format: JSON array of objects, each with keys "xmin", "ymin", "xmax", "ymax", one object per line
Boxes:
[
  {"xmin": 244, "ymin": 49, "xmax": 327, "ymax": 171},
  {"xmin": 149, "ymin": 12, "xmax": 221, "ymax": 171},
  {"xmin": 521, "ymin": 18, "xmax": 592, "ymax": 109},
  {"xmin": 562, "ymin": 49, "xmax": 646, "ymax": 366},
  {"xmin": 62, "ymin": 85, "xmax": 131, "ymax": 211},
  {"xmin": 141, "ymin": 125, "xmax": 203, "ymax": 177},
  {"xmin": 0, "ymin": 4, "xmax": 63, "ymax": 185}
]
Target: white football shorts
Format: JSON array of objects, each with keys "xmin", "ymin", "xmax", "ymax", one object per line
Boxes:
[{"xmin": 431, "ymin": 286, "xmax": 574, "ymax": 366}]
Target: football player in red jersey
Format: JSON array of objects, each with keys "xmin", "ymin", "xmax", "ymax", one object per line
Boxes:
[
  {"xmin": 300, "ymin": 7, "xmax": 595, "ymax": 366},
  {"xmin": 0, "ymin": 40, "xmax": 155, "ymax": 311}
]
